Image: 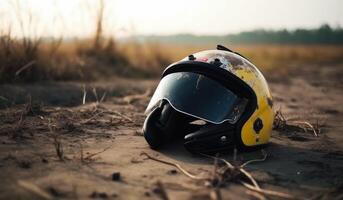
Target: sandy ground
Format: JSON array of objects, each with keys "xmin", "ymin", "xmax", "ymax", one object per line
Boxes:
[{"xmin": 0, "ymin": 64, "xmax": 342, "ymax": 200}]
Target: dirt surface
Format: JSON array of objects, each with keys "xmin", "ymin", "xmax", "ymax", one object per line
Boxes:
[{"xmin": 0, "ymin": 64, "xmax": 343, "ymax": 200}]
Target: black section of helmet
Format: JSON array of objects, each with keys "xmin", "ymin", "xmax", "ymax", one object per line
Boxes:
[
  {"xmin": 143, "ymin": 99, "xmax": 198, "ymax": 149},
  {"xmin": 143, "ymin": 45, "xmax": 258, "ymax": 153},
  {"xmin": 143, "ymin": 99, "xmax": 237, "ymax": 153}
]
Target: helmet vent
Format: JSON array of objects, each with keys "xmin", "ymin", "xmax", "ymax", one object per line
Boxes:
[{"xmin": 253, "ymin": 118, "xmax": 263, "ymax": 133}]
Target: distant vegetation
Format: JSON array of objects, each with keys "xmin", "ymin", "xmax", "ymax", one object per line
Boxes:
[
  {"xmin": 0, "ymin": 0, "xmax": 172, "ymax": 83},
  {"xmin": 1, "ymin": 2, "xmax": 343, "ymax": 85},
  {"xmin": 139, "ymin": 24, "xmax": 343, "ymax": 45}
]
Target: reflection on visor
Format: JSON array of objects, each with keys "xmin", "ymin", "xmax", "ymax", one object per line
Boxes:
[{"xmin": 146, "ymin": 72, "xmax": 248, "ymax": 124}]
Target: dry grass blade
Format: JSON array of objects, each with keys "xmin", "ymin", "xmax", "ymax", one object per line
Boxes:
[
  {"xmin": 112, "ymin": 110, "xmax": 133, "ymax": 122},
  {"xmin": 92, "ymin": 87, "xmax": 99, "ymax": 103},
  {"xmin": 53, "ymin": 134, "xmax": 64, "ymax": 161},
  {"xmin": 48, "ymin": 120, "xmax": 64, "ymax": 161},
  {"xmin": 239, "ymin": 168, "xmax": 261, "ymax": 189},
  {"xmin": 84, "ymin": 146, "xmax": 112, "ymax": 160},
  {"xmin": 15, "ymin": 60, "xmax": 36, "ymax": 76},
  {"xmin": 274, "ymin": 108, "xmax": 320, "ymax": 137},
  {"xmin": 201, "ymin": 152, "xmax": 295, "ymax": 199},
  {"xmin": 240, "ymin": 181, "xmax": 295, "ymax": 199},
  {"xmin": 291, "ymin": 121, "xmax": 318, "ymax": 137},
  {"xmin": 15, "ymin": 109, "xmax": 25, "ymax": 131},
  {"xmin": 246, "ymin": 190, "xmax": 267, "ymax": 200},
  {"xmin": 82, "ymin": 85, "xmax": 87, "ymax": 105},
  {"xmin": 99, "ymin": 91, "xmax": 107, "ymax": 103},
  {"xmin": 81, "ymin": 110, "xmax": 105, "ymax": 124},
  {"xmin": 154, "ymin": 181, "xmax": 169, "ymax": 200},
  {"xmin": 241, "ymin": 150, "xmax": 267, "ymax": 168},
  {"xmin": 201, "ymin": 153, "xmax": 261, "ymax": 189},
  {"xmin": 210, "ymin": 188, "xmax": 222, "ymax": 200},
  {"xmin": 141, "ymin": 152, "xmax": 208, "ymax": 181},
  {"xmin": 79, "ymin": 143, "xmax": 84, "ymax": 162},
  {"xmin": 18, "ymin": 180, "xmax": 53, "ymax": 200},
  {"xmin": 212, "ymin": 154, "xmax": 220, "ymax": 184},
  {"xmin": 273, "ymin": 108, "xmax": 288, "ymax": 129}
]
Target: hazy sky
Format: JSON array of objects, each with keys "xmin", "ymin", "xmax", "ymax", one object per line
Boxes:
[{"xmin": 0, "ymin": 0, "xmax": 342, "ymax": 38}]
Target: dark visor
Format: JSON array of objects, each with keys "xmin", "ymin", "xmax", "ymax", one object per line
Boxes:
[{"xmin": 146, "ymin": 72, "xmax": 248, "ymax": 124}]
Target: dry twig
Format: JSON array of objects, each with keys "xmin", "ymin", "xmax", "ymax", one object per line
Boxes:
[
  {"xmin": 154, "ymin": 181, "xmax": 169, "ymax": 200},
  {"xmin": 210, "ymin": 188, "xmax": 222, "ymax": 200},
  {"xmin": 246, "ymin": 190, "xmax": 267, "ymax": 200},
  {"xmin": 241, "ymin": 150, "xmax": 267, "ymax": 168},
  {"xmin": 240, "ymin": 181, "xmax": 294, "ymax": 199},
  {"xmin": 48, "ymin": 120, "xmax": 64, "ymax": 161},
  {"xmin": 83, "ymin": 145, "xmax": 112, "ymax": 161},
  {"xmin": 82, "ymin": 85, "xmax": 87, "ymax": 105},
  {"xmin": 18, "ymin": 180, "xmax": 53, "ymax": 200},
  {"xmin": 290, "ymin": 121, "xmax": 318, "ymax": 137},
  {"xmin": 15, "ymin": 60, "xmax": 36, "ymax": 76},
  {"xmin": 52, "ymin": 134, "xmax": 64, "ymax": 161},
  {"xmin": 81, "ymin": 110, "xmax": 105, "ymax": 124},
  {"xmin": 274, "ymin": 108, "xmax": 320, "ymax": 137},
  {"xmin": 141, "ymin": 152, "xmax": 208, "ymax": 181},
  {"xmin": 79, "ymin": 143, "xmax": 84, "ymax": 162},
  {"xmin": 112, "ymin": 110, "xmax": 134, "ymax": 122},
  {"xmin": 141, "ymin": 151, "xmax": 295, "ymax": 199}
]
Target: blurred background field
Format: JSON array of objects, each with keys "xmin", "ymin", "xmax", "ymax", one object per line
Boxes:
[
  {"xmin": 0, "ymin": 0, "xmax": 343, "ymax": 83},
  {"xmin": 2, "ymin": 32, "xmax": 343, "ymax": 83}
]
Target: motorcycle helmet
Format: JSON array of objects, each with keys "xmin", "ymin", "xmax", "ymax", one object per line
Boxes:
[{"xmin": 143, "ymin": 45, "xmax": 274, "ymax": 153}]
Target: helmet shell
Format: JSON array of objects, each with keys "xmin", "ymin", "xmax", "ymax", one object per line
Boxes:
[{"xmin": 164, "ymin": 49, "xmax": 274, "ymax": 147}]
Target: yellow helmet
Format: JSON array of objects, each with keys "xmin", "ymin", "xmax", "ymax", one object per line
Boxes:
[{"xmin": 143, "ymin": 45, "xmax": 274, "ymax": 153}]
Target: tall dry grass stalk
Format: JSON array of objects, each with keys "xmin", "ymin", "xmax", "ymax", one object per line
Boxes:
[
  {"xmin": 94, "ymin": 0, "xmax": 104, "ymax": 49},
  {"xmin": 1, "ymin": 1, "xmax": 343, "ymax": 83}
]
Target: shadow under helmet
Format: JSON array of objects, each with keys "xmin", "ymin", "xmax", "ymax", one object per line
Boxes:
[{"xmin": 143, "ymin": 45, "xmax": 274, "ymax": 153}]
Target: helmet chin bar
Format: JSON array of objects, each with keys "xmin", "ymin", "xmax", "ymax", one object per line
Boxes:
[{"xmin": 143, "ymin": 99, "xmax": 236, "ymax": 153}]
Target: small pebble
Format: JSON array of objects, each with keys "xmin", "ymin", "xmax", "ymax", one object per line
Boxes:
[
  {"xmin": 17, "ymin": 160, "xmax": 32, "ymax": 169},
  {"xmin": 144, "ymin": 191, "xmax": 151, "ymax": 197},
  {"xmin": 167, "ymin": 169, "xmax": 178, "ymax": 175},
  {"xmin": 90, "ymin": 191, "xmax": 108, "ymax": 199},
  {"xmin": 47, "ymin": 187, "xmax": 65, "ymax": 197},
  {"xmin": 112, "ymin": 172, "xmax": 121, "ymax": 181}
]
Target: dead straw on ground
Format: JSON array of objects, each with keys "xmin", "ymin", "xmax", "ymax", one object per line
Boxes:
[
  {"xmin": 48, "ymin": 119, "xmax": 67, "ymax": 161},
  {"xmin": 273, "ymin": 107, "xmax": 321, "ymax": 137},
  {"xmin": 82, "ymin": 145, "xmax": 112, "ymax": 162},
  {"xmin": 18, "ymin": 180, "xmax": 53, "ymax": 200},
  {"xmin": 141, "ymin": 151, "xmax": 295, "ymax": 200}
]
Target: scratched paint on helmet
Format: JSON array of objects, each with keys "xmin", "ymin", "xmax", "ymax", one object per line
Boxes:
[{"xmin": 185, "ymin": 50, "xmax": 275, "ymax": 146}]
